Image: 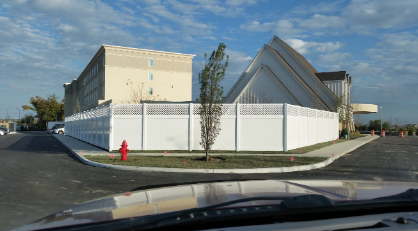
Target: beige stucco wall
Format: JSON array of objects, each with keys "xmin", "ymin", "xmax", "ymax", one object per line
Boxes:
[
  {"xmin": 352, "ymin": 103, "xmax": 378, "ymax": 114},
  {"xmin": 105, "ymin": 66, "xmax": 192, "ymax": 103},
  {"xmin": 64, "ymin": 45, "xmax": 194, "ymax": 117}
]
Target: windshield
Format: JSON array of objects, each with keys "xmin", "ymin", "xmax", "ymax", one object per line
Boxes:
[{"xmin": 1, "ymin": 1, "xmax": 417, "ymax": 231}]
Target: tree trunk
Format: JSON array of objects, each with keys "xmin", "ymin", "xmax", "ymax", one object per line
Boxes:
[{"xmin": 205, "ymin": 150, "xmax": 209, "ymax": 161}]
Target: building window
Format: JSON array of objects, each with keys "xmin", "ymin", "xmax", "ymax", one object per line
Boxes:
[
  {"xmin": 148, "ymin": 73, "xmax": 153, "ymax": 81},
  {"xmin": 102, "ymin": 71, "xmax": 105, "ymax": 81},
  {"xmin": 102, "ymin": 85, "xmax": 105, "ymax": 97},
  {"xmin": 148, "ymin": 87, "xmax": 153, "ymax": 95},
  {"xmin": 148, "ymin": 58, "xmax": 153, "ymax": 67},
  {"xmin": 103, "ymin": 56, "xmax": 105, "ymax": 66}
]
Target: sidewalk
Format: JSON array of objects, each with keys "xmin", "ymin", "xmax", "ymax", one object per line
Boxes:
[{"xmin": 52, "ymin": 134, "xmax": 379, "ymax": 159}]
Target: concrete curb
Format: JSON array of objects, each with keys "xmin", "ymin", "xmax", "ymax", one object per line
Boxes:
[{"xmin": 53, "ymin": 135, "xmax": 378, "ymax": 174}]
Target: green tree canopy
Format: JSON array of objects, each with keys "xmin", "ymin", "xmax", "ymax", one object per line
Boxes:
[
  {"xmin": 22, "ymin": 94, "xmax": 65, "ymax": 128},
  {"xmin": 198, "ymin": 42, "xmax": 229, "ymax": 161},
  {"xmin": 382, "ymin": 121, "xmax": 391, "ymax": 131}
]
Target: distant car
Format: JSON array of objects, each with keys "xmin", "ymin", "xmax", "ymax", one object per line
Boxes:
[
  {"xmin": 0, "ymin": 128, "xmax": 8, "ymax": 134},
  {"xmin": 51, "ymin": 124, "xmax": 65, "ymax": 134}
]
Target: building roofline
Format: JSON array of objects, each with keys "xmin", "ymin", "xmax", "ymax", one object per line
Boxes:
[
  {"xmin": 67, "ymin": 45, "xmax": 195, "ymax": 87},
  {"xmin": 102, "ymin": 44, "xmax": 196, "ymax": 57},
  {"xmin": 270, "ymin": 36, "xmax": 338, "ymax": 101},
  {"xmin": 224, "ymin": 44, "xmax": 268, "ymax": 100}
]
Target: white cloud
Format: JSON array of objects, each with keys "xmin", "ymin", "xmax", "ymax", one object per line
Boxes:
[
  {"xmin": 168, "ymin": 0, "xmax": 199, "ymax": 14},
  {"xmin": 225, "ymin": 0, "xmax": 264, "ymax": 6},
  {"xmin": 240, "ymin": 21, "xmax": 275, "ymax": 32},
  {"xmin": 139, "ymin": 0, "xmax": 161, "ymax": 5},
  {"xmin": 284, "ymin": 38, "xmax": 343, "ymax": 54},
  {"xmin": 342, "ymin": 0, "xmax": 418, "ymax": 30},
  {"xmin": 298, "ymin": 14, "xmax": 345, "ymax": 29},
  {"xmin": 221, "ymin": 36, "xmax": 237, "ymax": 41},
  {"xmin": 202, "ymin": 36, "xmax": 217, "ymax": 40},
  {"xmin": 144, "ymin": 4, "xmax": 215, "ymax": 35},
  {"xmin": 289, "ymin": 0, "xmax": 345, "ymax": 15},
  {"xmin": 273, "ymin": 19, "xmax": 305, "ymax": 38},
  {"xmin": 240, "ymin": 19, "xmax": 306, "ymax": 38},
  {"xmin": 317, "ymin": 52, "xmax": 351, "ymax": 64}
]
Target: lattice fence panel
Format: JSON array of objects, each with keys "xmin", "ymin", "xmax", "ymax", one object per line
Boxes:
[
  {"xmin": 103, "ymin": 105, "xmax": 110, "ymax": 116},
  {"xmin": 193, "ymin": 104, "xmax": 201, "ymax": 115},
  {"xmin": 308, "ymin": 109, "xmax": 316, "ymax": 118},
  {"xmin": 317, "ymin": 110, "xmax": 323, "ymax": 118},
  {"xmin": 112, "ymin": 104, "xmax": 143, "ymax": 115},
  {"xmin": 146, "ymin": 104, "xmax": 189, "ymax": 116},
  {"xmin": 287, "ymin": 105, "xmax": 298, "ymax": 116},
  {"xmin": 239, "ymin": 104, "xmax": 283, "ymax": 115},
  {"xmin": 222, "ymin": 104, "xmax": 236, "ymax": 115},
  {"xmin": 299, "ymin": 107, "xmax": 308, "ymax": 117},
  {"xmin": 192, "ymin": 104, "xmax": 237, "ymax": 116}
]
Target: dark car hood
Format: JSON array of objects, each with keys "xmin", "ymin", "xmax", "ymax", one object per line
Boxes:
[{"xmin": 14, "ymin": 179, "xmax": 418, "ymax": 231}]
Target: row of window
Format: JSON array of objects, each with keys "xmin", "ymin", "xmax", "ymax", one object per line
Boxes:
[
  {"xmin": 82, "ymin": 56, "xmax": 105, "ymax": 86},
  {"xmin": 86, "ymin": 90, "xmax": 98, "ymax": 105},
  {"xmin": 85, "ymin": 77, "xmax": 99, "ymax": 95}
]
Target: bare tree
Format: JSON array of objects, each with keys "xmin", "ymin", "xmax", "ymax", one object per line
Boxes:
[
  {"xmin": 123, "ymin": 81, "xmax": 163, "ymax": 104},
  {"xmin": 199, "ymin": 43, "xmax": 229, "ymax": 161},
  {"xmin": 332, "ymin": 91, "xmax": 355, "ymax": 134}
]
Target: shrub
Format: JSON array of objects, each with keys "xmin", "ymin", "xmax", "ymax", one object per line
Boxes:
[
  {"xmin": 416, "ymin": 129, "xmax": 418, "ymax": 136},
  {"xmin": 341, "ymin": 128, "xmax": 348, "ymax": 138},
  {"xmin": 408, "ymin": 127, "xmax": 414, "ymax": 136},
  {"xmin": 350, "ymin": 130, "xmax": 363, "ymax": 139}
]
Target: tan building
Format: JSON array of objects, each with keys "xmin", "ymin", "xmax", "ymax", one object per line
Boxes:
[{"xmin": 64, "ymin": 45, "xmax": 195, "ymax": 117}]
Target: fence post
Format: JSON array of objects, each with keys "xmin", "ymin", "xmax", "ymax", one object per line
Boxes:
[
  {"xmin": 102, "ymin": 107, "xmax": 105, "ymax": 148},
  {"xmin": 142, "ymin": 103, "xmax": 147, "ymax": 150},
  {"xmin": 283, "ymin": 103, "xmax": 288, "ymax": 152},
  {"xmin": 236, "ymin": 103, "xmax": 240, "ymax": 151},
  {"xmin": 189, "ymin": 103, "xmax": 193, "ymax": 151},
  {"xmin": 109, "ymin": 104, "xmax": 113, "ymax": 151},
  {"xmin": 95, "ymin": 109, "xmax": 98, "ymax": 145}
]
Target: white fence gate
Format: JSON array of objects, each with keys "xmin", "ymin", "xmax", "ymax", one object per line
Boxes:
[{"xmin": 64, "ymin": 103, "xmax": 339, "ymax": 151}]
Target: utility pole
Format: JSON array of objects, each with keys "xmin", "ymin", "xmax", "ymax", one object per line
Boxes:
[
  {"xmin": 16, "ymin": 108, "xmax": 20, "ymax": 120},
  {"xmin": 380, "ymin": 106, "xmax": 383, "ymax": 131}
]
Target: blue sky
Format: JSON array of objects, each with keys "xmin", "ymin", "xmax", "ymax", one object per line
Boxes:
[{"xmin": 0, "ymin": 0, "xmax": 417, "ymax": 125}]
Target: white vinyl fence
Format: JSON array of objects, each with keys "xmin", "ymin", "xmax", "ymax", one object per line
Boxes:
[{"xmin": 64, "ymin": 103, "xmax": 339, "ymax": 152}]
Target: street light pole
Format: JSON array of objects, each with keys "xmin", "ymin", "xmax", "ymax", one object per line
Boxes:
[
  {"xmin": 15, "ymin": 108, "xmax": 20, "ymax": 120},
  {"xmin": 380, "ymin": 106, "xmax": 383, "ymax": 131}
]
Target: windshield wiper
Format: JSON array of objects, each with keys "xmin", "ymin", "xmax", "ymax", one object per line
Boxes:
[{"xmin": 372, "ymin": 188, "xmax": 418, "ymax": 201}]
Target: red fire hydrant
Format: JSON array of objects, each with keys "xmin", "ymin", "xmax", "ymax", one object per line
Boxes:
[{"xmin": 119, "ymin": 140, "xmax": 129, "ymax": 161}]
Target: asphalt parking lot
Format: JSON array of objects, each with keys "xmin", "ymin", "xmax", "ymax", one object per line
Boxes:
[{"xmin": 1, "ymin": 132, "xmax": 417, "ymax": 230}]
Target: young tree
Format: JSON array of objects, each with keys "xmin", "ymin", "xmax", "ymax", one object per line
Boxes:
[
  {"xmin": 73, "ymin": 97, "xmax": 81, "ymax": 114},
  {"xmin": 199, "ymin": 43, "xmax": 229, "ymax": 161},
  {"xmin": 332, "ymin": 91, "xmax": 355, "ymax": 136}
]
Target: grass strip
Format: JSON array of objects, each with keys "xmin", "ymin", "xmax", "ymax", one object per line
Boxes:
[
  {"xmin": 84, "ymin": 155, "xmax": 328, "ymax": 169},
  {"xmin": 110, "ymin": 138, "xmax": 351, "ymax": 155}
]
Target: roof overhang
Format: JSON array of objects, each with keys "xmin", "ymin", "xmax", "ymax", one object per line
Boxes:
[{"xmin": 352, "ymin": 104, "xmax": 378, "ymax": 114}]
